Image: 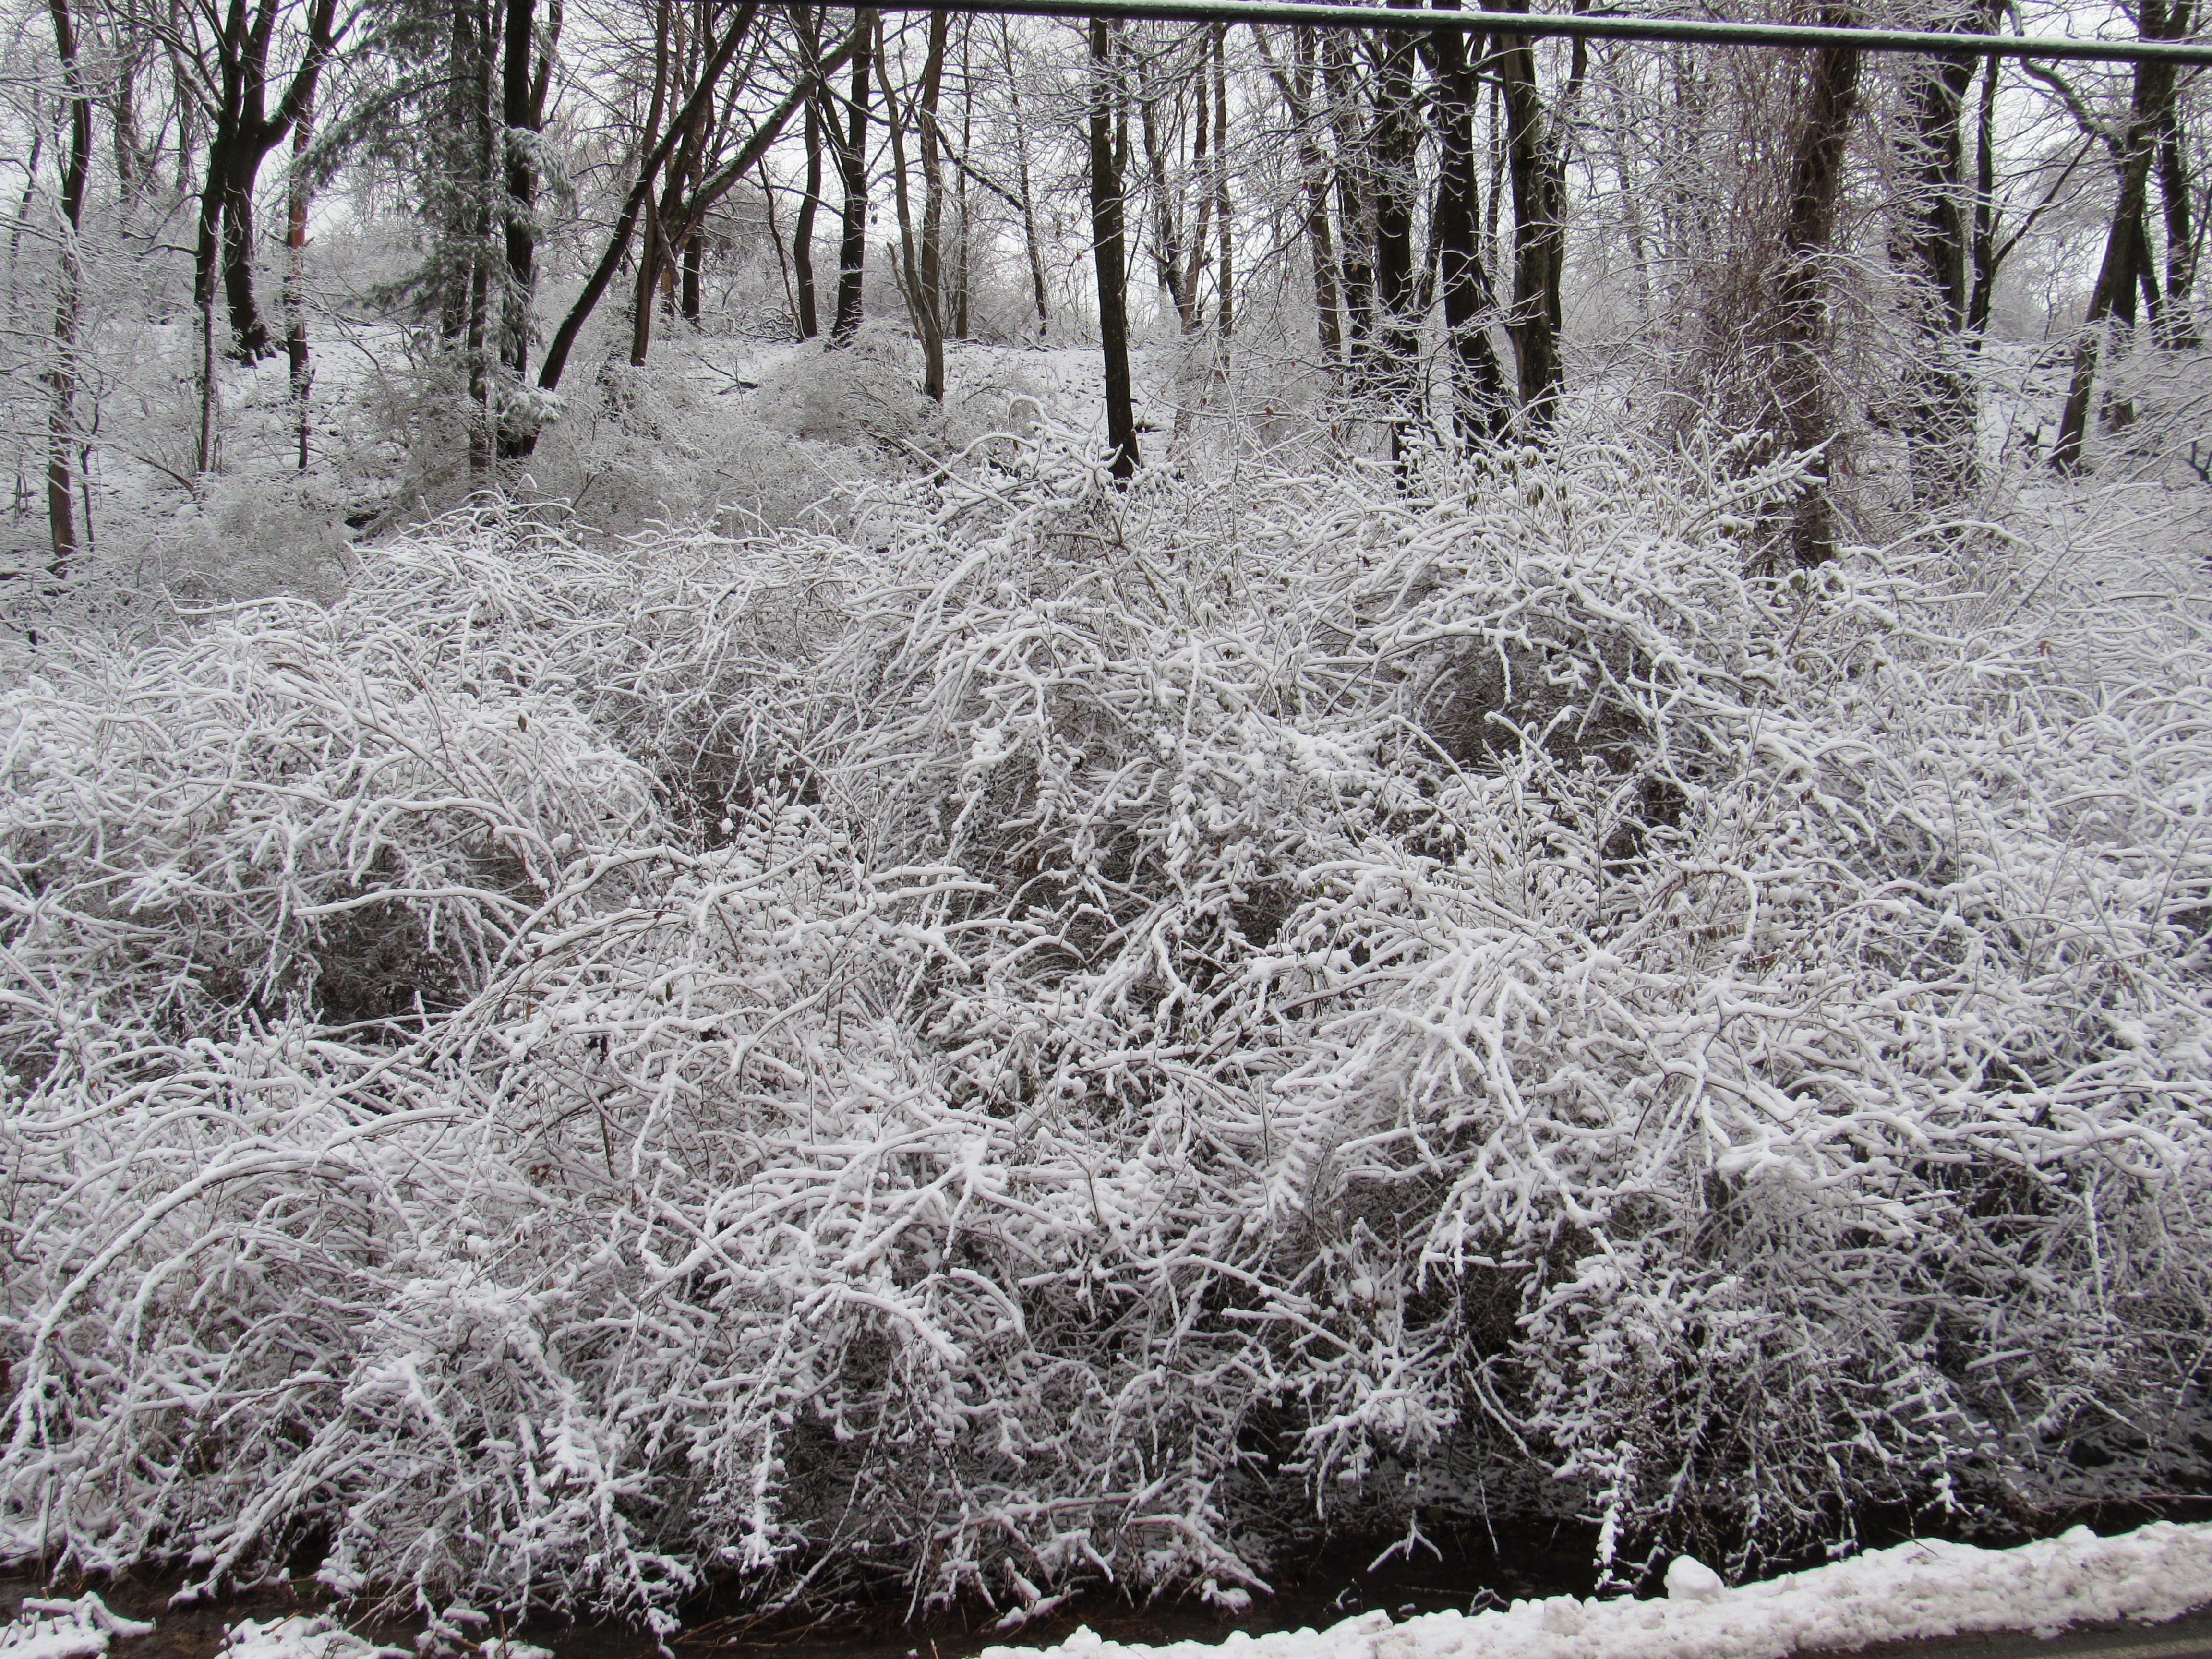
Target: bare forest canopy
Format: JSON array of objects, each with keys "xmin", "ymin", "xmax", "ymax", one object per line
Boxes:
[{"xmin": 5, "ymin": 0, "xmax": 2212, "ymax": 1639}]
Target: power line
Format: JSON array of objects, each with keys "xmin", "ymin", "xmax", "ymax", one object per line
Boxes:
[{"xmin": 869, "ymin": 0, "xmax": 2212, "ymax": 64}]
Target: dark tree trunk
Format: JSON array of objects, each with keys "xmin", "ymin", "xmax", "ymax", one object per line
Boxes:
[
  {"xmin": 1188, "ymin": 37, "xmax": 1214, "ymax": 325},
  {"xmin": 953, "ymin": 23, "xmax": 973, "ymax": 339},
  {"xmin": 1967, "ymin": 50, "xmax": 1999, "ymax": 335},
  {"xmin": 1139, "ymin": 51, "xmax": 1192, "ymax": 332},
  {"xmin": 498, "ymin": 0, "xmax": 551, "ymax": 381},
  {"xmin": 219, "ymin": 138, "xmax": 267, "ymax": 356},
  {"xmin": 829, "ymin": 14, "xmax": 874, "ymax": 348},
  {"xmin": 2053, "ymin": 0, "xmax": 2179, "ymax": 472},
  {"xmin": 286, "ymin": 96, "xmax": 311, "ymax": 470},
  {"xmin": 467, "ymin": 0, "xmax": 495, "ymax": 474},
  {"xmin": 1090, "ymin": 16, "xmax": 1138, "ymax": 481},
  {"xmin": 795, "ymin": 93, "xmax": 823, "ymax": 337},
  {"xmin": 2158, "ymin": 38, "xmax": 2200, "ymax": 348},
  {"xmin": 1431, "ymin": 15, "xmax": 1508, "ymax": 446},
  {"xmin": 918, "ymin": 8, "xmax": 950, "ymax": 399},
  {"xmin": 495, "ymin": 0, "xmax": 557, "ymax": 456},
  {"xmin": 46, "ymin": 0, "xmax": 90, "ymax": 574},
  {"xmin": 534, "ymin": 1, "xmax": 842, "ymax": 409},
  {"xmin": 1000, "ymin": 21, "xmax": 1051, "ymax": 338},
  {"xmin": 627, "ymin": 0, "xmax": 676, "ymax": 367},
  {"xmin": 1498, "ymin": 0, "xmax": 1564, "ymax": 432},
  {"xmin": 1894, "ymin": 2, "xmax": 1991, "ymax": 503},
  {"xmin": 1373, "ymin": 3, "xmax": 1421, "ymax": 457},
  {"xmin": 1213, "ymin": 24, "xmax": 1231, "ymax": 348},
  {"xmin": 192, "ymin": 0, "xmax": 340, "ymax": 361},
  {"xmin": 1775, "ymin": 14, "xmax": 1863, "ymax": 562}
]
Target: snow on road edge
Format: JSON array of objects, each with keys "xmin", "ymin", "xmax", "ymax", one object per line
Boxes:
[{"xmin": 983, "ymin": 1523, "xmax": 2212, "ymax": 1659}]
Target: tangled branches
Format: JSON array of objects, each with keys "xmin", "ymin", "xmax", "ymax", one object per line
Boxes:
[{"xmin": 2, "ymin": 441, "xmax": 2208, "ymax": 1626}]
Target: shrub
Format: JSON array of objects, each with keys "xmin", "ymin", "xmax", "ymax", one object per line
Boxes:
[{"xmin": 3, "ymin": 437, "xmax": 2208, "ymax": 1627}]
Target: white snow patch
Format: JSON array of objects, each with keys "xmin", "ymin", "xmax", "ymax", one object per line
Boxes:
[
  {"xmin": 978, "ymin": 1523, "xmax": 2212, "ymax": 1659},
  {"xmin": 0, "ymin": 1598, "xmax": 154, "ymax": 1659},
  {"xmin": 1663, "ymin": 1557, "xmax": 1726, "ymax": 1604},
  {"xmin": 217, "ymin": 1617, "xmax": 407, "ymax": 1659}
]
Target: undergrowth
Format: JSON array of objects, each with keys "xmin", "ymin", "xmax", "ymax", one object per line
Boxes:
[{"xmin": 2, "ymin": 431, "xmax": 2208, "ymax": 1629}]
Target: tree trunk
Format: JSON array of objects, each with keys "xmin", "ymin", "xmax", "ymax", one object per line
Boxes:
[
  {"xmin": 1373, "ymin": 5, "xmax": 1421, "ymax": 457},
  {"xmin": 2158, "ymin": 56, "xmax": 2200, "ymax": 348},
  {"xmin": 1213, "ymin": 24, "xmax": 1231, "ymax": 349},
  {"xmin": 1001, "ymin": 20, "xmax": 1050, "ymax": 338},
  {"xmin": 498, "ymin": 0, "xmax": 551, "ymax": 384},
  {"xmin": 532, "ymin": 0, "xmax": 799, "ymax": 406},
  {"xmin": 1775, "ymin": 12, "xmax": 1863, "ymax": 561},
  {"xmin": 1498, "ymin": 0, "xmax": 1564, "ymax": 431},
  {"xmin": 1894, "ymin": 3, "xmax": 1989, "ymax": 503},
  {"xmin": 829, "ymin": 14, "xmax": 875, "ymax": 347},
  {"xmin": 953, "ymin": 23, "xmax": 973, "ymax": 339},
  {"xmin": 194, "ymin": 0, "xmax": 340, "ymax": 361},
  {"xmin": 1322, "ymin": 34, "xmax": 1376, "ymax": 377},
  {"xmin": 46, "ymin": 0, "xmax": 90, "ymax": 575},
  {"xmin": 286, "ymin": 95, "xmax": 311, "ymax": 471},
  {"xmin": 1139, "ymin": 49, "xmax": 1193, "ymax": 331},
  {"xmin": 2053, "ymin": 0, "xmax": 2177, "ymax": 473},
  {"xmin": 1967, "ymin": 51, "xmax": 1999, "ymax": 336},
  {"xmin": 1187, "ymin": 38, "xmax": 1214, "ymax": 325},
  {"xmin": 1091, "ymin": 17, "xmax": 1138, "ymax": 481},
  {"xmin": 1432, "ymin": 16, "xmax": 1508, "ymax": 445},
  {"xmin": 627, "ymin": 0, "xmax": 675, "ymax": 366},
  {"xmin": 467, "ymin": 0, "xmax": 495, "ymax": 474},
  {"xmin": 795, "ymin": 93, "xmax": 823, "ymax": 337},
  {"xmin": 917, "ymin": 8, "xmax": 949, "ymax": 399},
  {"xmin": 1283, "ymin": 29, "xmax": 1344, "ymax": 370}
]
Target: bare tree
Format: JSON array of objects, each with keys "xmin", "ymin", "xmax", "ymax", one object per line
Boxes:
[
  {"xmin": 499, "ymin": 0, "xmax": 559, "ymax": 384},
  {"xmin": 1776, "ymin": 14, "xmax": 1863, "ymax": 561},
  {"xmin": 826, "ymin": 7, "xmax": 873, "ymax": 346},
  {"xmin": 1253, "ymin": 24, "xmax": 1345, "ymax": 370},
  {"xmin": 793, "ymin": 61, "xmax": 822, "ymax": 336},
  {"xmin": 1892, "ymin": 0, "xmax": 1997, "ymax": 502},
  {"xmin": 1498, "ymin": 0, "xmax": 1571, "ymax": 431},
  {"xmin": 530, "ymin": 3, "xmax": 865, "ymax": 415},
  {"xmin": 998, "ymin": 19, "xmax": 1050, "ymax": 338},
  {"xmin": 1426, "ymin": 8, "xmax": 1508, "ymax": 445},
  {"xmin": 1091, "ymin": 15, "xmax": 1137, "ymax": 480},
  {"xmin": 45, "ymin": 0, "xmax": 91, "ymax": 571},
  {"xmin": 2051, "ymin": 0, "xmax": 2187, "ymax": 472},
  {"xmin": 188, "ymin": 0, "xmax": 342, "ymax": 360}
]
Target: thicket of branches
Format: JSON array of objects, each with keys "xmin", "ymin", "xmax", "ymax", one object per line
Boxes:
[
  {"xmin": 4, "ymin": 427, "xmax": 2208, "ymax": 1623},
  {"xmin": 7, "ymin": 0, "xmax": 2212, "ymax": 1628}
]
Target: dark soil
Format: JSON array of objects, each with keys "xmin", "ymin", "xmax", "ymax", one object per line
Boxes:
[
  {"xmin": 6, "ymin": 1500, "xmax": 2209, "ymax": 1659},
  {"xmin": 0, "ymin": 1521, "xmax": 1598, "ymax": 1659}
]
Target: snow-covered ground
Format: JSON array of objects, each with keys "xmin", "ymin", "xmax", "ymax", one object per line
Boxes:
[
  {"xmin": 992, "ymin": 1526, "xmax": 2212, "ymax": 1659},
  {"xmin": 6, "ymin": 1524, "xmax": 2211, "ymax": 1659}
]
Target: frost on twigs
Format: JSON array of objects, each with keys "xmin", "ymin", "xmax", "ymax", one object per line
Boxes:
[{"xmin": 2, "ymin": 439, "xmax": 2210, "ymax": 1626}]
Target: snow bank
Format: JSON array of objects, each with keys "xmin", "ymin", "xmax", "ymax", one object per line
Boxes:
[
  {"xmin": 0, "ymin": 1599, "xmax": 153, "ymax": 1659},
  {"xmin": 985, "ymin": 1524, "xmax": 2212, "ymax": 1659},
  {"xmin": 214, "ymin": 1620, "xmax": 405, "ymax": 1659}
]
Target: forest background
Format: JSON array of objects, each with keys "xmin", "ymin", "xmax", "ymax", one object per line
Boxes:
[{"xmin": 4, "ymin": 0, "xmax": 2212, "ymax": 1639}]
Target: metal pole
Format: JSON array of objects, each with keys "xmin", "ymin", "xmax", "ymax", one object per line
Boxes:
[{"xmin": 869, "ymin": 0, "xmax": 2212, "ymax": 64}]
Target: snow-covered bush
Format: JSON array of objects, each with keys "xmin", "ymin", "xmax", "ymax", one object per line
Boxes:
[{"xmin": 2, "ymin": 435, "xmax": 2208, "ymax": 1628}]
